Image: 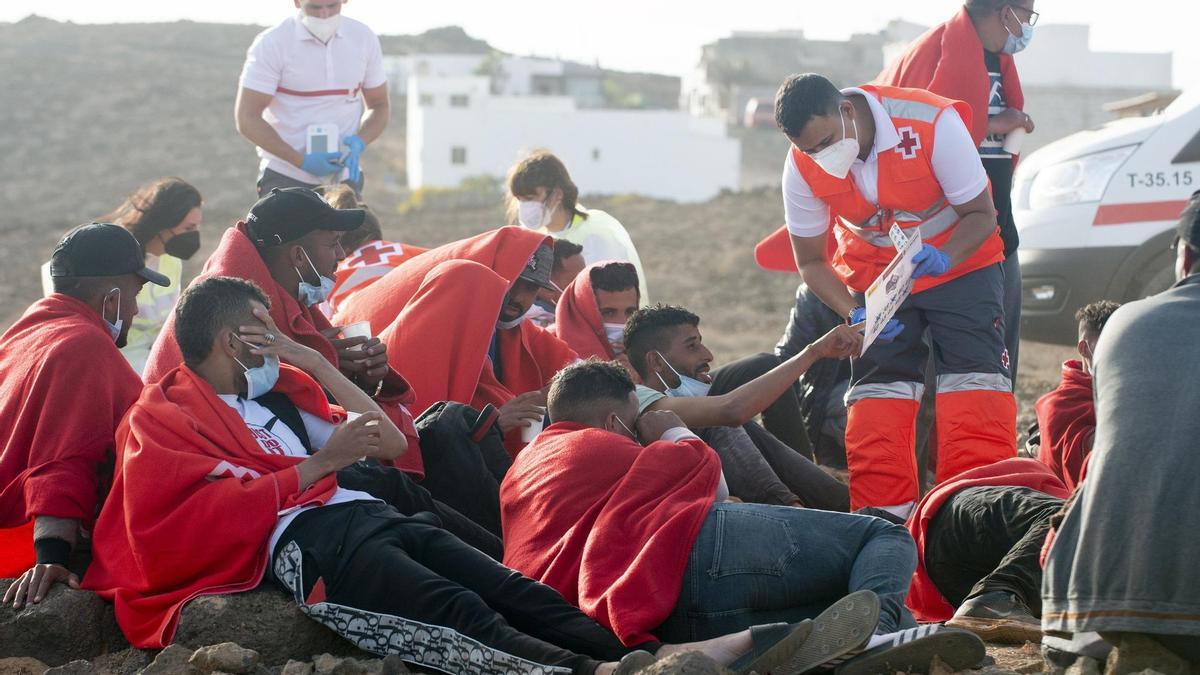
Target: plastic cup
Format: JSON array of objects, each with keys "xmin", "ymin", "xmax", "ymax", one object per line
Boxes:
[
  {"xmin": 521, "ymin": 410, "xmax": 546, "ymax": 444},
  {"xmin": 1003, "ymin": 127, "xmax": 1027, "ymax": 155},
  {"xmin": 341, "ymin": 321, "xmax": 372, "ymax": 351}
]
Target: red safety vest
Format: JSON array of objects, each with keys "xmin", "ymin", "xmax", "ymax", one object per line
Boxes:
[{"xmin": 785, "ymin": 85, "xmax": 1004, "ymax": 294}]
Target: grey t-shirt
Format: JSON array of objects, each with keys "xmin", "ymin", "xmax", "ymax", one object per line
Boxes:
[{"xmin": 635, "ymin": 384, "xmax": 667, "ymax": 414}]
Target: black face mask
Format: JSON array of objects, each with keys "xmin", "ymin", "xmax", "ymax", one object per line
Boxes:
[{"xmin": 164, "ymin": 230, "xmax": 201, "ymax": 260}]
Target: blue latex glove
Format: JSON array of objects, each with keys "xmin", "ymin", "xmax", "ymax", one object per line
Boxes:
[
  {"xmin": 342, "ymin": 135, "xmax": 366, "ymax": 184},
  {"xmin": 301, "ymin": 151, "xmax": 343, "ymax": 178},
  {"xmin": 911, "ymin": 244, "xmax": 951, "ymax": 279},
  {"xmin": 849, "ymin": 306, "xmax": 904, "ymax": 343}
]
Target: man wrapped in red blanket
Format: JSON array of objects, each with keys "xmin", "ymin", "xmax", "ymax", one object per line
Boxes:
[
  {"xmin": 142, "ymin": 187, "xmax": 423, "ymax": 476},
  {"xmin": 1, "ymin": 224, "xmax": 168, "ymax": 607}
]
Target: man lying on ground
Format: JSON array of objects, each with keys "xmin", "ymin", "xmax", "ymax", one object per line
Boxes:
[
  {"xmin": 906, "ymin": 458, "xmax": 1070, "ymax": 644},
  {"xmin": 623, "ymin": 305, "xmax": 852, "ymax": 511},
  {"xmin": 1042, "ymin": 191, "xmax": 1200, "ymax": 666},
  {"xmin": 84, "ymin": 276, "xmax": 859, "ymax": 675},
  {"xmin": 1030, "ymin": 300, "xmax": 1120, "ymax": 490},
  {"xmin": 0, "ymin": 224, "xmax": 168, "ymax": 606},
  {"xmin": 501, "ymin": 360, "xmax": 986, "ymax": 674}
]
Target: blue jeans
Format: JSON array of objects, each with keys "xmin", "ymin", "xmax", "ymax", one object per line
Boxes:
[{"xmin": 655, "ymin": 502, "xmax": 917, "ymax": 642}]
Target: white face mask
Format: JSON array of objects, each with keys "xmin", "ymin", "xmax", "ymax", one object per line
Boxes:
[
  {"xmin": 295, "ymin": 247, "xmax": 335, "ymax": 307},
  {"xmin": 300, "ymin": 11, "xmax": 341, "ymax": 43},
  {"xmin": 517, "ymin": 199, "xmax": 553, "ymax": 230},
  {"xmin": 103, "ymin": 287, "xmax": 123, "ymax": 342},
  {"xmin": 603, "ymin": 323, "xmax": 626, "ymax": 351},
  {"xmin": 809, "ymin": 106, "xmax": 859, "ymax": 179},
  {"xmin": 653, "ymin": 351, "xmax": 712, "ymax": 398}
]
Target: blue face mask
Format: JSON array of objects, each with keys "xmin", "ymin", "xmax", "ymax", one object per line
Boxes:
[
  {"xmin": 103, "ymin": 287, "xmax": 123, "ymax": 342},
  {"xmin": 295, "ymin": 247, "xmax": 335, "ymax": 307},
  {"xmin": 1001, "ymin": 7, "xmax": 1034, "ymax": 54},
  {"xmin": 234, "ymin": 336, "xmax": 281, "ymax": 399},
  {"xmin": 654, "ymin": 351, "xmax": 712, "ymax": 398}
]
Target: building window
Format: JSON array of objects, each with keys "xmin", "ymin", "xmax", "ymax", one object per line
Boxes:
[
  {"xmin": 419, "ymin": 93, "xmax": 434, "ymax": 107},
  {"xmin": 450, "ymin": 94, "xmax": 470, "ymax": 108},
  {"xmin": 451, "ymin": 147, "xmax": 468, "ymax": 165},
  {"xmin": 592, "ymin": 148, "xmax": 601, "ymax": 161}
]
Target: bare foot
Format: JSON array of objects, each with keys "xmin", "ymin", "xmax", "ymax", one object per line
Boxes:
[{"xmin": 657, "ymin": 629, "xmax": 754, "ymax": 665}]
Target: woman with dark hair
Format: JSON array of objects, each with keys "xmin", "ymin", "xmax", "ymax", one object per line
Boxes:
[
  {"xmin": 97, "ymin": 178, "xmax": 203, "ymax": 373},
  {"xmin": 506, "ymin": 150, "xmax": 650, "ymax": 304}
]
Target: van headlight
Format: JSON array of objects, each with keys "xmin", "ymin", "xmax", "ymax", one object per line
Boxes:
[{"xmin": 1028, "ymin": 145, "xmax": 1138, "ymax": 210}]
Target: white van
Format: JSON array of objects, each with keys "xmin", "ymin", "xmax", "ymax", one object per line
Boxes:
[{"xmin": 1013, "ymin": 90, "xmax": 1199, "ymax": 344}]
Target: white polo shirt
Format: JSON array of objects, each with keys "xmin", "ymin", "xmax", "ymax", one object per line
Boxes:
[
  {"xmin": 239, "ymin": 13, "xmax": 386, "ymax": 184},
  {"xmin": 783, "ymin": 87, "xmax": 988, "ymax": 237}
]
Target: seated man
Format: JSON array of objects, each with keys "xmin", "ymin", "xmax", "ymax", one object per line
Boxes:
[
  {"xmin": 906, "ymin": 458, "xmax": 1070, "ymax": 644},
  {"xmin": 624, "ymin": 305, "xmax": 852, "ymax": 511},
  {"xmin": 83, "ymin": 276, "xmax": 814, "ymax": 674},
  {"xmin": 1032, "ymin": 300, "xmax": 1120, "ymax": 490},
  {"xmin": 143, "ymin": 187, "xmax": 424, "ymax": 475},
  {"xmin": 319, "ymin": 184, "xmax": 425, "ymax": 315},
  {"xmin": 0, "ymin": 223, "xmax": 168, "ymax": 607},
  {"xmin": 1042, "ymin": 192, "xmax": 1200, "ymax": 665},
  {"xmin": 553, "ymin": 261, "xmax": 639, "ymax": 365},
  {"xmin": 501, "ymin": 360, "xmax": 986, "ymax": 673},
  {"xmin": 528, "ymin": 238, "xmax": 586, "ymax": 328},
  {"xmin": 334, "ymin": 227, "xmax": 578, "ymax": 456}
]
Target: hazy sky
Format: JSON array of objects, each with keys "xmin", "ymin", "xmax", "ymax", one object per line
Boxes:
[{"xmin": 4, "ymin": 1, "xmax": 1196, "ymax": 88}]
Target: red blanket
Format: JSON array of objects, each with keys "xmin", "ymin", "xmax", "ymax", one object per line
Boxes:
[
  {"xmin": 142, "ymin": 224, "xmax": 423, "ymax": 477},
  {"xmin": 83, "ymin": 364, "xmax": 341, "ymax": 648},
  {"xmin": 337, "ymin": 228, "xmax": 577, "ymax": 455},
  {"xmin": 905, "ymin": 458, "xmax": 1069, "ymax": 622},
  {"xmin": 0, "ymin": 294, "xmax": 144, "ymax": 577},
  {"xmin": 1035, "ymin": 360, "xmax": 1095, "ymax": 491},
  {"xmin": 553, "ymin": 263, "xmax": 615, "ymax": 361},
  {"xmin": 501, "ymin": 422, "xmax": 720, "ymax": 645},
  {"xmin": 874, "ymin": 6, "xmax": 1024, "ymax": 148}
]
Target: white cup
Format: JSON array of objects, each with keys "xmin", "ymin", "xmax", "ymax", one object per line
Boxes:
[
  {"xmin": 1003, "ymin": 127, "xmax": 1027, "ymax": 155},
  {"xmin": 341, "ymin": 321, "xmax": 372, "ymax": 351},
  {"xmin": 520, "ymin": 410, "xmax": 546, "ymax": 444}
]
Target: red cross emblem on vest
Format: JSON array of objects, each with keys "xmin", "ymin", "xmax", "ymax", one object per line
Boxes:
[
  {"xmin": 895, "ymin": 126, "xmax": 922, "ymax": 160},
  {"xmin": 348, "ymin": 242, "xmax": 400, "ymax": 268}
]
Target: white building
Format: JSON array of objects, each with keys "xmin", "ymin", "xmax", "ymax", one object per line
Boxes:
[{"xmin": 407, "ymin": 76, "xmax": 740, "ymax": 203}]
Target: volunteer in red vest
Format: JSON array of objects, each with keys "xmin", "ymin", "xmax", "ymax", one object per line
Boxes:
[
  {"xmin": 143, "ymin": 188, "xmax": 422, "ymax": 475},
  {"xmin": 1033, "ymin": 300, "xmax": 1119, "ymax": 490},
  {"xmin": 772, "ymin": 73, "xmax": 1015, "ymax": 517},
  {"xmin": 334, "ymin": 228, "xmax": 579, "ymax": 457},
  {"xmin": 875, "ymin": 0, "xmax": 1039, "ymax": 384},
  {"xmin": 0, "ymin": 223, "xmax": 168, "ymax": 607},
  {"xmin": 235, "ymin": 0, "xmax": 389, "ymax": 196}
]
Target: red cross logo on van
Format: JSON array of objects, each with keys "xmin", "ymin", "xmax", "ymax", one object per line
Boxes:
[{"xmin": 895, "ymin": 127, "xmax": 921, "ymax": 159}]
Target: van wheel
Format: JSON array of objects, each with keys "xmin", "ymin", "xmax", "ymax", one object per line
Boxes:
[{"xmin": 1128, "ymin": 251, "xmax": 1175, "ymax": 301}]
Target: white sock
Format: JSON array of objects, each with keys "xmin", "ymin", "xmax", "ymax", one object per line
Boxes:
[{"xmin": 866, "ymin": 624, "xmax": 942, "ymax": 650}]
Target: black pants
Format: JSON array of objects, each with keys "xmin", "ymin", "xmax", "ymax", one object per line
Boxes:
[
  {"xmin": 710, "ymin": 353, "xmax": 813, "ymax": 460},
  {"xmin": 272, "ymin": 502, "xmax": 656, "ymax": 675},
  {"xmin": 924, "ymin": 486, "xmax": 1062, "ymax": 615},
  {"xmin": 256, "ymin": 166, "xmax": 364, "ymax": 197},
  {"xmin": 336, "ymin": 461, "xmax": 503, "ymax": 560}
]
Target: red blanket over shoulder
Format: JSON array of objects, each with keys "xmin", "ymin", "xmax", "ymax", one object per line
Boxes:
[
  {"xmin": 501, "ymin": 422, "xmax": 720, "ymax": 645},
  {"xmin": 552, "ymin": 263, "xmax": 615, "ymax": 361},
  {"xmin": 0, "ymin": 295, "xmax": 144, "ymax": 577},
  {"xmin": 337, "ymin": 228, "xmax": 577, "ymax": 456},
  {"xmin": 1034, "ymin": 360, "xmax": 1095, "ymax": 491},
  {"xmin": 142, "ymin": 224, "xmax": 423, "ymax": 477},
  {"xmin": 83, "ymin": 364, "xmax": 340, "ymax": 648},
  {"xmin": 905, "ymin": 458, "xmax": 1069, "ymax": 622},
  {"xmin": 874, "ymin": 6, "xmax": 1024, "ymax": 149}
]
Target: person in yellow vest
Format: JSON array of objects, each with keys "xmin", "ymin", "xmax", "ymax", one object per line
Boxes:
[
  {"xmin": 773, "ymin": 73, "xmax": 1015, "ymax": 518},
  {"xmin": 506, "ymin": 150, "xmax": 650, "ymax": 305},
  {"xmin": 103, "ymin": 178, "xmax": 203, "ymax": 374}
]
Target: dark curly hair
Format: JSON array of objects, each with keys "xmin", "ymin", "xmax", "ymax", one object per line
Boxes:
[
  {"xmin": 623, "ymin": 304, "xmax": 700, "ymax": 379},
  {"xmin": 1075, "ymin": 300, "xmax": 1122, "ymax": 337}
]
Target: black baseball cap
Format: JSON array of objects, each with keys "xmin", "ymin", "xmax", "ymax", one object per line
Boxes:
[
  {"xmin": 245, "ymin": 187, "xmax": 364, "ymax": 247},
  {"xmin": 1177, "ymin": 190, "xmax": 1200, "ymax": 248},
  {"xmin": 518, "ymin": 244, "xmax": 562, "ymax": 293},
  {"xmin": 49, "ymin": 223, "xmax": 170, "ymax": 286}
]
